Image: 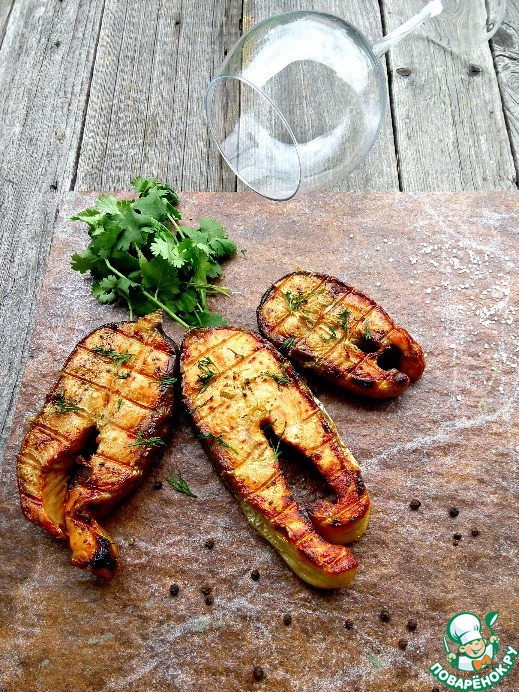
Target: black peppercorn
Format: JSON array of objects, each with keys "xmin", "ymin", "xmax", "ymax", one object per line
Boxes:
[
  {"xmin": 344, "ymin": 619, "xmax": 354, "ymax": 630},
  {"xmin": 471, "ymin": 528, "xmax": 480, "ymax": 537},
  {"xmin": 398, "ymin": 638, "xmax": 408, "ymax": 650},
  {"xmin": 201, "ymin": 586, "xmax": 212, "ymax": 596},
  {"xmin": 204, "ymin": 537, "xmax": 214, "ymax": 549},
  {"xmin": 283, "ymin": 614, "xmax": 292, "ymax": 626},
  {"xmin": 453, "ymin": 539, "xmax": 460, "ymax": 546},
  {"xmin": 253, "ymin": 666, "xmax": 264, "ymax": 681},
  {"xmin": 169, "ymin": 583, "xmax": 179, "ymax": 597},
  {"xmin": 453, "ymin": 532, "xmax": 462, "ymax": 541},
  {"xmin": 380, "ymin": 608, "xmax": 391, "ymax": 623},
  {"xmin": 205, "ymin": 596, "xmax": 213, "ymax": 606},
  {"xmin": 251, "ymin": 569, "xmax": 260, "ymax": 581},
  {"xmin": 407, "ymin": 619, "xmax": 418, "ymax": 632},
  {"xmin": 153, "ymin": 480, "xmax": 163, "ymax": 490},
  {"xmin": 409, "ymin": 499, "xmax": 421, "ymax": 510},
  {"xmin": 449, "ymin": 507, "xmax": 459, "ymax": 517}
]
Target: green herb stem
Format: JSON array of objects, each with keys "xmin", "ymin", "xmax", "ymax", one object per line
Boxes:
[
  {"xmin": 166, "ymin": 471, "xmax": 197, "ymax": 498},
  {"xmin": 105, "ymin": 259, "xmax": 190, "ymax": 328}
]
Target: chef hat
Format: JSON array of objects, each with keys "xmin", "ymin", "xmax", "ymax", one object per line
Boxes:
[{"xmin": 447, "ymin": 612, "xmax": 483, "ymax": 646}]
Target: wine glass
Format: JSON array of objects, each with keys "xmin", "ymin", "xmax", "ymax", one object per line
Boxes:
[{"xmin": 205, "ymin": 1, "xmax": 507, "ymax": 201}]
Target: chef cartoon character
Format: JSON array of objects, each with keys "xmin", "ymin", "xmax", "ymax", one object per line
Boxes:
[{"xmin": 445, "ymin": 612, "xmax": 500, "ymax": 673}]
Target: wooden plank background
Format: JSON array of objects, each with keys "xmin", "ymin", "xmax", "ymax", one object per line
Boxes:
[{"xmin": 0, "ymin": 0, "xmax": 517, "ymax": 468}]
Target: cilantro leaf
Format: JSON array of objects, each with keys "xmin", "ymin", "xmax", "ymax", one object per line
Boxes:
[
  {"xmin": 71, "ymin": 178, "xmax": 235, "ymax": 329},
  {"xmin": 95, "ymin": 194, "xmax": 119, "ymax": 215},
  {"xmin": 71, "ymin": 248, "xmax": 101, "ymax": 274}
]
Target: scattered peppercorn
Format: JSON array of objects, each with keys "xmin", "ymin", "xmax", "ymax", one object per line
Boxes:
[
  {"xmin": 253, "ymin": 666, "xmax": 264, "ymax": 681},
  {"xmin": 205, "ymin": 596, "xmax": 214, "ymax": 606},
  {"xmin": 453, "ymin": 539, "xmax": 460, "ymax": 546},
  {"xmin": 449, "ymin": 507, "xmax": 459, "ymax": 517},
  {"xmin": 153, "ymin": 480, "xmax": 163, "ymax": 490},
  {"xmin": 407, "ymin": 619, "xmax": 418, "ymax": 632},
  {"xmin": 380, "ymin": 608, "xmax": 391, "ymax": 623},
  {"xmin": 251, "ymin": 569, "xmax": 260, "ymax": 581},
  {"xmin": 471, "ymin": 528, "xmax": 480, "ymax": 537},
  {"xmin": 453, "ymin": 532, "xmax": 462, "ymax": 541},
  {"xmin": 205, "ymin": 537, "xmax": 214, "ymax": 549},
  {"xmin": 409, "ymin": 499, "xmax": 421, "ymax": 510},
  {"xmin": 398, "ymin": 638, "xmax": 408, "ymax": 650},
  {"xmin": 283, "ymin": 614, "xmax": 292, "ymax": 626},
  {"xmin": 201, "ymin": 586, "xmax": 212, "ymax": 596},
  {"xmin": 169, "ymin": 583, "xmax": 180, "ymax": 597},
  {"xmin": 344, "ymin": 619, "xmax": 354, "ymax": 630},
  {"xmin": 128, "ymin": 537, "xmax": 135, "ymax": 546},
  {"xmin": 432, "ymin": 687, "xmax": 440, "ymax": 692}
]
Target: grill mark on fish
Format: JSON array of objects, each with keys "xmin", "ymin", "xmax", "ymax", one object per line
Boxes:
[
  {"xmin": 268, "ymin": 277, "xmax": 328, "ymax": 332},
  {"xmin": 60, "ymin": 367, "xmax": 158, "ymax": 413},
  {"xmin": 182, "ymin": 327, "xmax": 370, "ymax": 589},
  {"xmin": 183, "ymin": 332, "xmax": 244, "ymax": 364},
  {"xmin": 258, "ymin": 271, "xmax": 425, "ymax": 399},
  {"xmin": 31, "ymin": 420, "xmax": 86, "ymax": 444},
  {"xmin": 16, "ymin": 311, "xmax": 177, "ymax": 580}
]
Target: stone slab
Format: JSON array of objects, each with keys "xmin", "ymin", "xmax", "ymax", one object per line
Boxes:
[{"xmin": 0, "ymin": 192, "xmax": 518, "ymax": 691}]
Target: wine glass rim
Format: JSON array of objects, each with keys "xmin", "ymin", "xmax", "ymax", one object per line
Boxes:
[{"xmin": 205, "ymin": 74, "xmax": 302, "ymax": 202}]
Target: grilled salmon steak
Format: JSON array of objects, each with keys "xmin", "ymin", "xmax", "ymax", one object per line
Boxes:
[
  {"xmin": 258, "ymin": 271, "xmax": 425, "ymax": 398},
  {"xmin": 181, "ymin": 327, "xmax": 370, "ymax": 588},
  {"xmin": 17, "ymin": 311, "xmax": 177, "ymax": 579}
]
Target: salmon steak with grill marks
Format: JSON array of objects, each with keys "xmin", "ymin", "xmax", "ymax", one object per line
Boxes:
[
  {"xmin": 16, "ymin": 311, "xmax": 177, "ymax": 579},
  {"xmin": 181, "ymin": 327, "xmax": 370, "ymax": 589},
  {"xmin": 257, "ymin": 271, "xmax": 425, "ymax": 398}
]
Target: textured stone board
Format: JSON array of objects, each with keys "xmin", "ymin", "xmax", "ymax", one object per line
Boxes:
[{"xmin": 0, "ymin": 192, "xmax": 518, "ymax": 692}]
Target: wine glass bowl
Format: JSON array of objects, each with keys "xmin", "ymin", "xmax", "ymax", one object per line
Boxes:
[
  {"xmin": 206, "ymin": 2, "xmax": 508, "ymax": 200},
  {"xmin": 205, "ymin": 12, "xmax": 386, "ymax": 201}
]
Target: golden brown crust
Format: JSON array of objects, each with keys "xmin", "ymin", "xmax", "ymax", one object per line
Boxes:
[
  {"xmin": 16, "ymin": 311, "xmax": 177, "ymax": 579},
  {"xmin": 257, "ymin": 271, "xmax": 425, "ymax": 398},
  {"xmin": 181, "ymin": 326, "xmax": 370, "ymax": 588}
]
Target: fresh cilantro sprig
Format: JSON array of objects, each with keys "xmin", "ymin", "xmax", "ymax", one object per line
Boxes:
[{"xmin": 71, "ymin": 178, "xmax": 236, "ymax": 328}]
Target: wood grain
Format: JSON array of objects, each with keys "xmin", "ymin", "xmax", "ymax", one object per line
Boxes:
[
  {"xmin": 381, "ymin": 0, "xmax": 517, "ymax": 191},
  {"xmin": 241, "ymin": 0, "xmax": 399, "ymax": 192},
  {"xmin": 493, "ymin": 0, "xmax": 519, "ymax": 179},
  {"xmin": 0, "ymin": 0, "xmax": 14, "ymax": 48},
  {"xmin": 74, "ymin": 0, "xmax": 241, "ymax": 193},
  {"xmin": 0, "ymin": 0, "xmax": 105, "ymax": 468}
]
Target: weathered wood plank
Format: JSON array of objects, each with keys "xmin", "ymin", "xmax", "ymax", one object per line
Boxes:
[
  {"xmin": 241, "ymin": 0, "xmax": 399, "ymax": 192},
  {"xmin": 0, "ymin": 0, "xmax": 105, "ymax": 468},
  {"xmin": 0, "ymin": 0, "xmax": 14, "ymax": 48},
  {"xmin": 74, "ymin": 0, "xmax": 242, "ymax": 193},
  {"xmin": 492, "ymin": 0, "xmax": 519, "ymax": 181},
  {"xmin": 381, "ymin": 0, "xmax": 516, "ymax": 191}
]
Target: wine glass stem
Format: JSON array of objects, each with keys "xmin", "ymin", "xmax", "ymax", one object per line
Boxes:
[{"xmin": 372, "ymin": 0, "xmax": 444, "ymax": 58}]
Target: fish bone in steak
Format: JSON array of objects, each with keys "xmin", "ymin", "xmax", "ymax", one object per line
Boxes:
[
  {"xmin": 258, "ymin": 271, "xmax": 425, "ymax": 398},
  {"xmin": 181, "ymin": 327, "xmax": 370, "ymax": 588},
  {"xmin": 16, "ymin": 311, "xmax": 177, "ymax": 579}
]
